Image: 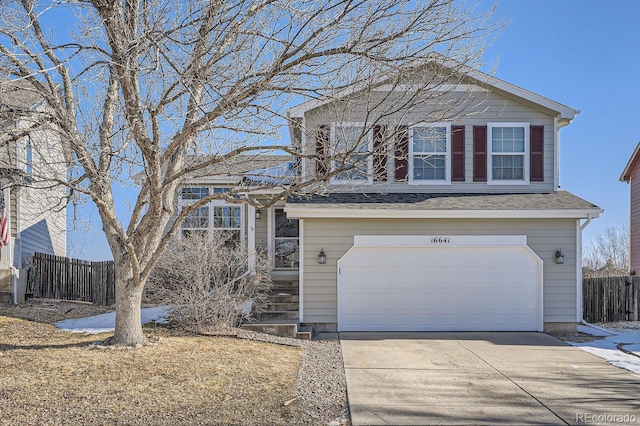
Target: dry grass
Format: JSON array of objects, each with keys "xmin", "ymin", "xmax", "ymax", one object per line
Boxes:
[{"xmin": 0, "ymin": 315, "xmax": 302, "ymax": 425}]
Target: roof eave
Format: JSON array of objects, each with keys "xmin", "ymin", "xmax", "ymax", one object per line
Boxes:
[
  {"xmin": 284, "ymin": 206, "xmax": 603, "ymax": 220},
  {"xmin": 620, "ymin": 141, "xmax": 640, "ymax": 182}
]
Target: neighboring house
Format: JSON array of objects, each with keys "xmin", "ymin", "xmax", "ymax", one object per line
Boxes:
[
  {"xmin": 620, "ymin": 141, "xmax": 640, "ymax": 274},
  {"xmin": 179, "ymin": 61, "xmax": 602, "ymax": 335},
  {"xmin": 583, "ymin": 261, "xmax": 629, "ymax": 278},
  {"xmin": 0, "ymin": 81, "xmax": 67, "ymax": 295}
]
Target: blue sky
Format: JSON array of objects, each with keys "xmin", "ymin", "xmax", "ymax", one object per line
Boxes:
[
  {"xmin": 67, "ymin": 0, "xmax": 639, "ymax": 260},
  {"xmin": 479, "ymin": 0, "xmax": 639, "ymax": 244}
]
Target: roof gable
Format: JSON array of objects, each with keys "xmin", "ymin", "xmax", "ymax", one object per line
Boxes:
[
  {"xmin": 286, "ymin": 56, "xmax": 579, "ymax": 124},
  {"xmin": 621, "ymin": 141, "xmax": 640, "ymax": 182}
]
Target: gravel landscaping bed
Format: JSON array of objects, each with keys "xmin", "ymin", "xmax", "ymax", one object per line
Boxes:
[
  {"xmin": 0, "ymin": 299, "xmax": 350, "ymax": 425},
  {"xmin": 236, "ymin": 329, "xmax": 350, "ymax": 425}
]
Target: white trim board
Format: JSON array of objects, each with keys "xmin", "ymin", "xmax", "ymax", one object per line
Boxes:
[{"xmin": 285, "ymin": 207, "xmax": 603, "ymax": 220}]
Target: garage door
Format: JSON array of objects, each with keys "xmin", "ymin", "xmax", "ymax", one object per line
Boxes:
[{"xmin": 337, "ymin": 235, "xmax": 543, "ymax": 332}]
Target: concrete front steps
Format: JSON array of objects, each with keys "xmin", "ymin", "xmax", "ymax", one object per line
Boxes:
[
  {"xmin": 241, "ymin": 276, "xmax": 311, "ymax": 340},
  {"xmin": 242, "ymin": 318, "xmax": 312, "ymax": 340}
]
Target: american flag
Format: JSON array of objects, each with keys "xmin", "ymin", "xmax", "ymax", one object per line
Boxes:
[{"xmin": 0, "ymin": 195, "xmax": 8, "ymax": 249}]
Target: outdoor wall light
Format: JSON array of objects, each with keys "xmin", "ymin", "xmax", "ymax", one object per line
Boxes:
[
  {"xmin": 255, "ymin": 209, "xmax": 262, "ymax": 220},
  {"xmin": 555, "ymin": 250, "xmax": 565, "ymax": 264},
  {"xmin": 318, "ymin": 249, "xmax": 327, "ymax": 264}
]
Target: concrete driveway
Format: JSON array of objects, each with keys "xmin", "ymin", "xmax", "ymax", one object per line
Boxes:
[{"xmin": 340, "ymin": 332, "xmax": 640, "ymax": 425}]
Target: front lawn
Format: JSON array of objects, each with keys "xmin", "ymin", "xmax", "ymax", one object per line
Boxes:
[{"xmin": 0, "ymin": 315, "xmax": 302, "ymax": 425}]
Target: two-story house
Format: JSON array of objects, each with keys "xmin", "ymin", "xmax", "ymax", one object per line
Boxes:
[
  {"xmin": 178, "ymin": 62, "xmax": 602, "ymax": 335},
  {"xmin": 0, "ymin": 81, "xmax": 67, "ymax": 298}
]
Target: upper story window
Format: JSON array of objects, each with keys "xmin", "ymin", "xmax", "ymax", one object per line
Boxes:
[
  {"xmin": 488, "ymin": 123, "xmax": 530, "ymax": 185},
  {"xmin": 180, "ymin": 187, "xmax": 209, "ymax": 200},
  {"xmin": 409, "ymin": 123, "xmax": 450, "ymax": 184},
  {"xmin": 330, "ymin": 123, "xmax": 373, "ymax": 184}
]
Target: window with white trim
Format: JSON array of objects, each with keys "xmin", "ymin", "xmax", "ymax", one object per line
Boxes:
[
  {"xmin": 330, "ymin": 124, "xmax": 372, "ymax": 183},
  {"xmin": 409, "ymin": 123, "xmax": 450, "ymax": 184},
  {"xmin": 488, "ymin": 123, "xmax": 529, "ymax": 184},
  {"xmin": 274, "ymin": 208, "xmax": 299, "ymax": 268},
  {"xmin": 178, "ymin": 186, "xmax": 242, "ymax": 244},
  {"xmin": 180, "ymin": 187, "xmax": 209, "ymax": 200},
  {"xmin": 181, "ymin": 206, "xmax": 209, "ymax": 238},
  {"xmin": 212, "ymin": 204, "xmax": 242, "ymax": 245}
]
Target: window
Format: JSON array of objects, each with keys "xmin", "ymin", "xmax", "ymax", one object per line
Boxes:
[
  {"xmin": 180, "ymin": 187, "xmax": 209, "ymax": 200},
  {"xmin": 331, "ymin": 124, "xmax": 372, "ymax": 183},
  {"xmin": 178, "ymin": 186, "xmax": 242, "ymax": 244},
  {"xmin": 488, "ymin": 123, "xmax": 529, "ymax": 184},
  {"xmin": 409, "ymin": 123, "xmax": 450, "ymax": 184},
  {"xmin": 213, "ymin": 205, "xmax": 242, "ymax": 245},
  {"xmin": 181, "ymin": 206, "xmax": 209, "ymax": 238},
  {"xmin": 274, "ymin": 208, "xmax": 299, "ymax": 268}
]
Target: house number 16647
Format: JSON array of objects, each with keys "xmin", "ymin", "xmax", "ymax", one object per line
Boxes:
[{"xmin": 430, "ymin": 237, "xmax": 451, "ymax": 244}]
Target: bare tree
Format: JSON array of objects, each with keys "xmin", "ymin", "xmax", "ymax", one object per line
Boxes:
[
  {"xmin": 0, "ymin": 0, "xmax": 498, "ymax": 345},
  {"xmin": 583, "ymin": 224, "xmax": 630, "ymax": 277}
]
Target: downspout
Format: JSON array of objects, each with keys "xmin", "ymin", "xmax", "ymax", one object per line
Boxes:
[
  {"xmin": 554, "ymin": 115, "xmax": 560, "ymax": 189},
  {"xmin": 244, "ymin": 194, "xmax": 256, "ymax": 270},
  {"xmin": 577, "ymin": 213, "xmax": 594, "ymax": 323},
  {"xmin": 580, "ymin": 213, "xmax": 593, "ymax": 232}
]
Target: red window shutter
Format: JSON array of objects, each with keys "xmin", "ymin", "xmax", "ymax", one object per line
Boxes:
[
  {"xmin": 373, "ymin": 125, "xmax": 387, "ymax": 182},
  {"xmin": 473, "ymin": 126, "xmax": 487, "ymax": 182},
  {"xmin": 530, "ymin": 125, "xmax": 544, "ymax": 182},
  {"xmin": 316, "ymin": 125, "xmax": 329, "ymax": 177},
  {"xmin": 394, "ymin": 126, "xmax": 409, "ymax": 181},
  {"xmin": 451, "ymin": 125, "xmax": 465, "ymax": 182}
]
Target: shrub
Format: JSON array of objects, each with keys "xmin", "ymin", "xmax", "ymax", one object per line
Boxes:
[{"xmin": 148, "ymin": 232, "xmax": 272, "ymax": 332}]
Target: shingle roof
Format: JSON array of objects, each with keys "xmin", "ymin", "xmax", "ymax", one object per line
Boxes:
[
  {"xmin": 287, "ymin": 191, "xmax": 600, "ymax": 211},
  {"xmin": 187, "ymin": 154, "xmax": 292, "ymax": 178},
  {"xmin": 0, "ymin": 81, "xmax": 43, "ymax": 112}
]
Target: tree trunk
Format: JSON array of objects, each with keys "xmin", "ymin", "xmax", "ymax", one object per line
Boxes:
[{"xmin": 107, "ymin": 262, "xmax": 148, "ymax": 346}]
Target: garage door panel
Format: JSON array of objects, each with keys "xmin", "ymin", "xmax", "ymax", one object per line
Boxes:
[{"xmin": 338, "ymin": 236, "xmax": 542, "ymax": 332}]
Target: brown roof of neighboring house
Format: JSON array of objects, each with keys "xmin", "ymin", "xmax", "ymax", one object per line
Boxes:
[{"xmin": 287, "ymin": 190, "xmax": 600, "ymax": 212}]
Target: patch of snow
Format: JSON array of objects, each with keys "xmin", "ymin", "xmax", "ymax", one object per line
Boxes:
[
  {"xmin": 577, "ymin": 323, "xmax": 614, "ymax": 337},
  {"xmin": 237, "ymin": 300, "xmax": 253, "ymax": 315},
  {"xmin": 54, "ymin": 306, "xmax": 170, "ymax": 334},
  {"xmin": 567, "ymin": 322, "xmax": 640, "ymax": 375}
]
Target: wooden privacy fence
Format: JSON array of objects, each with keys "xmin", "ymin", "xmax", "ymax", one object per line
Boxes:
[
  {"xmin": 27, "ymin": 253, "xmax": 115, "ymax": 306},
  {"xmin": 583, "ymin": 276, "xmax": 640, "ymax": 323}
]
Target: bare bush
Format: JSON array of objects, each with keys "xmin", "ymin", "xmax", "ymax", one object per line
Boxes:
[{"xmin": 148, "ymin": 232, "xmax": 272, "ymax": 333}]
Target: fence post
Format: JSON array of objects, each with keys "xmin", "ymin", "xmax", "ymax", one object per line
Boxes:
[{"xmin": 634, "ymin": 276, "xmax": 640, "ymax": 322}]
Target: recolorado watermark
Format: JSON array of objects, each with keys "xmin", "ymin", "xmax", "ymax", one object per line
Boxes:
[{"xmin": 576, "ymin": 413, "xmax": 637, "ymax": 424}]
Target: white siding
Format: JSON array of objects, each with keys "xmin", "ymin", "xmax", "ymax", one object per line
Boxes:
[
  {"xmin": 12, "ymin": 117, "xmax": 68, "ymax": 265},
  {"xmin": 17, "ymin": 184, "xmax": 66, "ymax": 265},
  {"xmin": 301, "ymin": 218, "xmax": 577, "ymax": 325}
]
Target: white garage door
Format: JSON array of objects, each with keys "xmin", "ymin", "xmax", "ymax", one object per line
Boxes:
[{"xmin": 337, "ymin": 235, "xmax": 543, "ymax": 332}]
